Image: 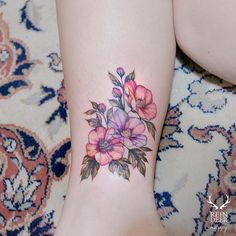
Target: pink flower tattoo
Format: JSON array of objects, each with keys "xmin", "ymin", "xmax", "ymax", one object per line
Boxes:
[
  {"xmin": 124, "ymin": 81, "xmax": 157, "ymax": 120},
  {"xmin": 81, "ymin": 68, "xmax": 157, "ymax": 181},
  {"xmin": 86, "ymin": 127, "xmax": 124, "ymax": 166}
]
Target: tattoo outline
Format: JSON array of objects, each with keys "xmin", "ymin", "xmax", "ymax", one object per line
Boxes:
[{"xmin": 81, "ymin": 67, "xmax": 157, "ymax": 181}]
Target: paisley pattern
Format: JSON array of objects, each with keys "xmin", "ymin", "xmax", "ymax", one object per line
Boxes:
[
  {"xmin": 0, "ymin": 1, "xmax": 235, "ymax": 235},
  {"xmin": 0, "ymin": 125, "xmax": 70, "ymax": 235},
  {"xmin": 189, "ymin": 125, "xmax": 236, "ymax": 235},
  {"xmin": 156, "ymin": 51, "xmax": 236, "ymax": 235},
  {"xmin": 20, "ymin": 0, "xmax": 42, "ymax": 32},
  {"xmin": 0, "ymin": 14, "xmax": 40, "ymax": 99},
  {"xmin": 23, "ymin": 53, "xmax": 68, "ymax": 137}
]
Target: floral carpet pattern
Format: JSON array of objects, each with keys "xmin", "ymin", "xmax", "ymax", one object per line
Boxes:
[{"xmin": 0, "ymin": 1, "xmax": 235, "ymax": 235}]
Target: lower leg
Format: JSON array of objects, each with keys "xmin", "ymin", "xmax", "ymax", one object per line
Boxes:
[{"xmin": 55, "ymin": 0, "xmax": 175, "ymax": 235}]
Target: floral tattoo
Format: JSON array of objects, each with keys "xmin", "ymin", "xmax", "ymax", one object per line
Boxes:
[{"xmin": 81, "ymin": 67, "xmax": 157, "ymax": 181}]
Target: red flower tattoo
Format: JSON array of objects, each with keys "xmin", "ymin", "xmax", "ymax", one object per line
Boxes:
[{"xmin": 81, "ymin": 68, "xmax": 157, "ymax": 181}]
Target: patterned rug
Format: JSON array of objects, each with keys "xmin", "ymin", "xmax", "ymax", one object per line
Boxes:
[{"xmin": 0, "ymin": 1, "xmax": 235, "ymax": 235}]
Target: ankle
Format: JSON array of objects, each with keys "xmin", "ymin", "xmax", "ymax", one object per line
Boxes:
[{"xmin": 55, "ymin": 180, "xmax": 167, "ymax": 235}]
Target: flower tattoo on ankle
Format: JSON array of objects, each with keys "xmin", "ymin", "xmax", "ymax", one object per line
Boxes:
[{"xmin": 81, "ymin": 67, "xmax": 157, "ymax": 181}]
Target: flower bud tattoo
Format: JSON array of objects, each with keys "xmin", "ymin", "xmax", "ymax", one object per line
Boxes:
[{"xmin": 81, "ymin": 68, "xmax": 157, "ymax": 181}]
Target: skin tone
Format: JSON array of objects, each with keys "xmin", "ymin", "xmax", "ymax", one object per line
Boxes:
[
  {"xmin": 55, "ymin": 0, "xmax": 175, "ymax": 235},
  {"xmin": 173, "ymin": 0, "xmax": 236, "ymax": 85},
  {"xmin": 55, "ymin": 0, "xmax": 236, "ymax": 235}
]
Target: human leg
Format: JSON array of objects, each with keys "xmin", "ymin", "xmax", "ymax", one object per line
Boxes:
[
  {"xmin": 173, "ymin": 0, "xmax": 236, "ymax": 84},
  {"xmin": 55, "ymin": 1, "xmax": 175, "ymax": 235}
]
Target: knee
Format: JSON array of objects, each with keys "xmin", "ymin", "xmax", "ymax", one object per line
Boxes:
[
  {"xmin": 173, "ymin": 0, "xmax": 201, "ymax": 60},
  {"xmin": 173, "ymin": 0, "xmax": 236, "ymax": 83}
]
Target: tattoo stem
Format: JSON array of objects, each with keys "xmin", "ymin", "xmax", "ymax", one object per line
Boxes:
[
  {"xmin": 122, "ymin": 87, "xmax": 125, "ymax": 110},
  {"xmin": 101, "ymin": 112, "xmax": 108, "ymax": 127},
  {"xmin": 120, "ymin": 77, "xmax": 126, "ymax": 110}
]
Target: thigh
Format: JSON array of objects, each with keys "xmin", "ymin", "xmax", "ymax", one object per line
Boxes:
[{"xmin": 173, "ymin": 0, "xmax": 236, "ymax": 84}]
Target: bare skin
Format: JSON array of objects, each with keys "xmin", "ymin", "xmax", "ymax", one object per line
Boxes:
[
  {"xmin": 54, "ymin": 1, "xmax": 236, "ymax": 235},
  {"xmin": 174, "ymin": 0, "xmax": 236, "ymax": 84},
  {"xmin": 55, "ymin": 0, "xmax": 175, "ymax": 236}
]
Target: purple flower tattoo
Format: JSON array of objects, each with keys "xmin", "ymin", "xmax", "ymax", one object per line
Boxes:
[{"xmin": 81, "ymin": 67, "xmax": 157, "ymax": 181}]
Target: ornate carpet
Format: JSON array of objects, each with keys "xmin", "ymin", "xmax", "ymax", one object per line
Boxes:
[{"xmin": 0, "ymin": 1, "xmax": 235, "ymax": 235}]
